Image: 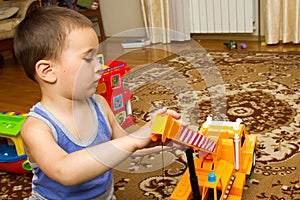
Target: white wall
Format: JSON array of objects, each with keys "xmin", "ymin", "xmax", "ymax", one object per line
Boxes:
[
  {"xmin": 99, "ymin": 0, "xmax": 264, "ymax": 37},
  {"xmin": 99, "ymin": 0, "xmax": 145, "ymax": 37}
]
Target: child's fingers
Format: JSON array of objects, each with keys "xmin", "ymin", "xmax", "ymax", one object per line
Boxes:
[
  {"xmin": 164, "ymin": 109, "xmax": 181, "ymax": 120},
  {"xmin": 154, "ymin": 107, "xmax": 167, "ymax": 115},
  {"xmin": 155, "ymin": 107, "xmax": 181, "ymax": 120}
]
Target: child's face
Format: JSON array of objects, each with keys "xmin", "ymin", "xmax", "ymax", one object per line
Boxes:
[{"xmin": 55, "ymin": 27, "xmax": 101, "ymax": 100}]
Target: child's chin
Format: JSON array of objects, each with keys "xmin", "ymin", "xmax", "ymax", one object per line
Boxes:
[{"xmin": 73, "ymin": 91, "xmax": 96, "ymax": 100}]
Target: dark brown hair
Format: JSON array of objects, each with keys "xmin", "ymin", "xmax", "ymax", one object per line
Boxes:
[{"xmin": 14, "ymin": 6, "xmax": 94, "ymax": 81}]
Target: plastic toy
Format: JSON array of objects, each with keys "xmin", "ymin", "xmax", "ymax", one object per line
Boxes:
[
  {"xmin": 151, "ymin": 115, "xmax": 257, "ymax": 200},
  {"xmin": 151, "ymin": 114, "xmax": 217, "ymax": 152},
  {"xmin": 96, "ymin": 54, "xmax": 135, "ymax": 129},
  {"xmin": 0, "ymin": 112, "xmax": 32, "ymax": 174},
  {"xmin": 224, "ymin": 40, "xmax": 237, "ymax": 50},
  {"xmin": 240, "ymin": 43, "xmax": 247, "ymax": 49}
]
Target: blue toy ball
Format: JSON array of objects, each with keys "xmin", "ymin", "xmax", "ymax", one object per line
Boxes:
[{"xmin": 240, "ymin": 43, "xmax": 247, "ymax": 49}]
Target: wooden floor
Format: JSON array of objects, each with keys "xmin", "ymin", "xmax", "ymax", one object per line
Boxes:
[
  {"xmin": 199, "ymin": 39, "xmax": 300, "ymax": 52},
  {"xmin": 1, "ymin": 39, "xmax": 300, "ymax": 113}
]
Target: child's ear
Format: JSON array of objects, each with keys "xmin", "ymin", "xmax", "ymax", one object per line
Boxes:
[{"xmin": 35, "ymin": 60, "xmax": 57, "ymax": 83}]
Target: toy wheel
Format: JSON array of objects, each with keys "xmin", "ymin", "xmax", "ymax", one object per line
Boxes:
[{"xmin": 22, "ymin": 160, "xmax": 32, "ymax": 171}]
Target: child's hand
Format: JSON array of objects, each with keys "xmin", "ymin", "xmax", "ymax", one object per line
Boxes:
[
  {"xmin": 151, "ymin": 107, "xmax": 181, "ymax": 122},
  {"xmin": 129, "ymin": 108, "xmax": 182, "ymax": 151},
  {"xmin": 142, "ymin": 107, "xmax": 184, "ymax": 148}
]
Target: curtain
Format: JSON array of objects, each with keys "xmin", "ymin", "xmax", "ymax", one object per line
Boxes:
[
  {"xmin": 140, "ymin": 0, "xmax": 191, "ymax": 44},
  {"xmin": 264, "ymin": 0, "xmax": 300, "ymax": 44}
]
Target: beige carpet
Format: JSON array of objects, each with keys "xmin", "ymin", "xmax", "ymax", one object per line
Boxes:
[{"xmin": 1, "ymin": 50, "xmax": 300, "ymax": 199}]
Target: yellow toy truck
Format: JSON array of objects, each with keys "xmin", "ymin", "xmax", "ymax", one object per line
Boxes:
[{"xmin": 151, "ymin": 115, "xmax": 257, "ymax": 200}]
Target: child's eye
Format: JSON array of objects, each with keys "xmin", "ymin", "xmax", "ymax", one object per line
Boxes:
[
  {"xmin": 83, "ymin": 49, "xmax": 99, "ymax": 63},
  {"xmin": 84, "ymin": 57, "xmax": 95, "ymax": 63}
]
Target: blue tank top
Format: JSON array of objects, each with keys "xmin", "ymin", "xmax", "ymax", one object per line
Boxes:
[{"xmin": 27, "ymin": 96, "xmax": 113, "ymax": 200}]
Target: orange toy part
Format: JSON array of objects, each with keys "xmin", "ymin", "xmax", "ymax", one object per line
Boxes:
[
  {"xmin": 151, "ymin": 114, "xmax": 217, "ymax": 152},
  {"xmin": 151, "ymin": 115, "xmax": 257, "ymax": 200}
]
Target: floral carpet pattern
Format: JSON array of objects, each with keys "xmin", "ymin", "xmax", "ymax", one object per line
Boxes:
[
  {"xmin": 1, "ymin": 50, "xmax": 300, "ymax": 200},
  {"xmin": 116, "ymin": 50, "xmax": 300, "ymax": 200}
]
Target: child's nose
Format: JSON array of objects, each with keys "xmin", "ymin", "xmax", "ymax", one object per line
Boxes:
[{"xmin": 94, "ymin": 62, "xmax": 102, "ymax": 74}]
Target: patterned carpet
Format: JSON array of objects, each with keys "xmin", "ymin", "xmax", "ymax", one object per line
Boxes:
[{"xmin": 1, "ymin": 49, "xmax": 300, "ymax": 199}]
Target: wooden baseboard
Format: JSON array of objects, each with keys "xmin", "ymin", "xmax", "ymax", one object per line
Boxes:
[{"xmin": 191, "ymin": 34, "xmax": 264, "ymax": 42}]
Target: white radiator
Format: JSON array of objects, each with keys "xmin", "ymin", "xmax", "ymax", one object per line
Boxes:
[{"xmin": 190, "ymin": 0, "xmax": 255, "ymax": 33}]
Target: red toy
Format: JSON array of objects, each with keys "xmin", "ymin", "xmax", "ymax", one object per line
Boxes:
[{"xmin": 97, "ymin": 54, "xmax": 135, "ymax": 129}]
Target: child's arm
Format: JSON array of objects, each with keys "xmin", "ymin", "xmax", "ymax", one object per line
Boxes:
[
  {"xmin": 21, "ymin": 97, "xmax": 180, "ymax": 186},
  {"xmin": 21, "ymin": 118, "xmax": 149, "ymax": 186}
]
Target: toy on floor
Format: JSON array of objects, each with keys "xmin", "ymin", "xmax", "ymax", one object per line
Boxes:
[
  {"xmin": 240, "ymin": 43, "xmax": 247, "ymax": 49},
  {"xmin": 151, "ymin": 115, "xmax": 257, "ymax": 200},
  {"xmin": 0, "ymin": 112, "xmax": 32, "ymax": 174},
  {"xmin": 224, "ymin": 40, "xmax": 237, "ymax": 50},
  {"xmin": 96, "ymin": 54, "xmax": 135, "ymax": 129}
]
